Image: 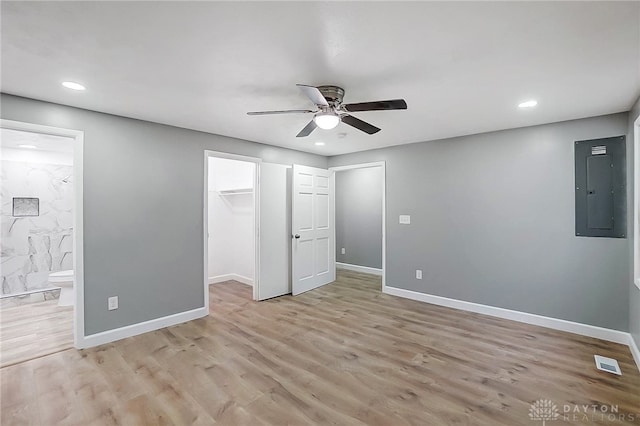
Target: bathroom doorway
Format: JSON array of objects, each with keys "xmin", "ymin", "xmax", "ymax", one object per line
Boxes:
[{"xmin": 0, "ymin": 120, "xmax": 84, "ymax": 365}]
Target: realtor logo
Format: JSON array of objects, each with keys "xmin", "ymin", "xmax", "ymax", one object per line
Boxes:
[{"xmin": 529, "ymin": 399, "xmax": 560, "ymax": 425}]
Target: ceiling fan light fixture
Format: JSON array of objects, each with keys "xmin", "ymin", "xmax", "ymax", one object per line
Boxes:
[
  {"xmin": 247, "ymin": 84, "xmax": 407, "ymax": 137},
  {"xmin": 313, "ymin": 113, "xmax": 340, "ymax": 130}
]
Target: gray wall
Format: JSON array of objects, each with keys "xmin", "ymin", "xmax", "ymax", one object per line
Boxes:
[
  {"xmin": 330, "ymin": 113, "xmax": 630, "ymax": 331},
  {"xmin": 335, "ymin": 167, "xmax": 383, "ymax": 269},
  {"xmin": 628, "ymin": 95, "xmax": 640, "ymax": 346},
  {"xmin": 0, "ymin": 94, "xmax": 326, "ymax": 335},
  {"xmin": 3, "ymin": 92, "xmax": 634, "ymax": 336}
]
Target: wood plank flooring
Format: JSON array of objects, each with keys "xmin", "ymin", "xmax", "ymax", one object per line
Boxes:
[
  {"xmin": 0, "ymin": 299, "xmax": 73, "ymax": 368},
  {"xmin": 1, "ymin": 270, "xmax": 639, "ymax": 425}
]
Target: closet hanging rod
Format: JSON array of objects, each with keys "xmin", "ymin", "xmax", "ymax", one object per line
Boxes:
[{"xmin": 217, "ymin": 188, "xmax": 253, "ymax": 196}]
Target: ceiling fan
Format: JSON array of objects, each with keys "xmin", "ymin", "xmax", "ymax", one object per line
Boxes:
[{"xmin": 247, "ymin": 84, "xmax": 407, "ymax": 137}]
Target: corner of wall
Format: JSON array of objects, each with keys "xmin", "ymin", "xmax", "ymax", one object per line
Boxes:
[{"xmin": 628, "ymin": 93, "xmax": 640, "ymax": 352}]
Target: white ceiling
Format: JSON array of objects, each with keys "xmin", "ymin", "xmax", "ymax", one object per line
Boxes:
[{"xmin": 1, "ymin": 2, "xmax": 639, "ymax": 156}]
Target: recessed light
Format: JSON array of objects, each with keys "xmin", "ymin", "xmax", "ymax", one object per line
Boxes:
[
  {"xmin": 315, "ymin": 142, "xmax": 325, "ymax": 146},
  {"xmin": 18, "ymin": 144, "xmax": 38, "ymax": 149},
  {"xmin": 518, "ymin": 100, "xmax": 537, "ymax": 108},
  {"xmin": 62, "ymin": 81, "xmax": 86, "ymax": 91}
]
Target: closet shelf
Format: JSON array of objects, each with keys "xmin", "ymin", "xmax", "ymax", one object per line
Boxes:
[{"xmin": 217, "ymin": 188, "xmax": 253, "ymax": 196}]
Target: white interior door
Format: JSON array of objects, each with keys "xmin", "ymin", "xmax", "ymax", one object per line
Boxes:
[
  {"xmin": 258, "ymin": 163, "xmax": 291, "ymax": 300},
  {"xmin": 292, "ymin": 164, "xmax": 335, "ymax": 295}
]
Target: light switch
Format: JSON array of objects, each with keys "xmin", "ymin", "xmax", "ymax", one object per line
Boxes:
[{"xmin": 399, "ymin": 215, "xmax": 411, "ymax": 225}]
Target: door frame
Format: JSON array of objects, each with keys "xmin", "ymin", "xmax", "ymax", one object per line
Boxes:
[
  {"xmin": 328, "ymin": 161, "xmax": 386, "ymax": 291},
  {"xmin": 634, "ymin": 116, "xmax": 640, "ymax": 290},
  {"xmin": 203, "ymin": 150, "xmax": 262, "ymax": 307},
  {"xmin": 0, "ymin": 119, "xmax": 85, "ymax": 348}
]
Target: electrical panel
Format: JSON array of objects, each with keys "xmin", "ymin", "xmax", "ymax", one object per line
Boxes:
[{"xmin": 575, "ymin": 136, "xmax": 626, "ymax": 238}]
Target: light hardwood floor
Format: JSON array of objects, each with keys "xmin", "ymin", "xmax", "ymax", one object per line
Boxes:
[
  {"xmin": 1, "ymin": 270, "xmax": 639, "ymax": 425},
  {"xmin": 0, "ymin": 299, "xmax": 73, "ymax": 368}
]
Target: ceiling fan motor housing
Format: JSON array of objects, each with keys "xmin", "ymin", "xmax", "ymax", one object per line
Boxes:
[{"xmin": 317, "ymin": 85, "xmax": 345, "ymax": 107}]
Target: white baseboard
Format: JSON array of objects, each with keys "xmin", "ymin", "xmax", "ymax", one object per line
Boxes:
[
  {"xmin": 209, "ymin": 274, "xmax": 234, "ymax": 284},
  {"xmin": 629, "ymin": 334, "xmax": 640, "ymax": 373},
  {"xmin": 337, "ymin": 262, "xmax": 383, "ymax": 276},
  {"xmin": 78, "ymin": 307, "xmax": 208, "ymax": 349},
  {"xmin": 209, "ymin": 274, "xmax": 254, "ymax": 286},
  {"xmin": 383, "ymin": 286, "xmax": 630, "ymax": 345}
]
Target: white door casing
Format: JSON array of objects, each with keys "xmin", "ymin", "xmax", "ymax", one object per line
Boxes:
[
  {"xmin": 0, "ymin": 119, "xmax": 86, "ymax": 348},
  {"xmin": 292, "ymin": 165, "xmax": 335, "ymax": 295},
  {"xmin": 204, "ymin": 151, "xmax": 261, "ymax": 304},
  {"xmin": 258, "ymin": 163, "xmax": 292, "ymax": 300}
]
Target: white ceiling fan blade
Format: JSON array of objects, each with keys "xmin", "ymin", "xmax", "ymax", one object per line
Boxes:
[
  {"xmin": 247, "ymin": 109, "xmax": 315, "ymax": 115},
  {"xmin": 296, "ymin": 84, "xmax": 329, "ymax": 107}
]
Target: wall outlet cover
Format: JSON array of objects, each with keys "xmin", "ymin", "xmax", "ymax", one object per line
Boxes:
[
  {"xmin": 108, "ymin": 296, "xmax": 119, "ymax": 311},
  {"xmin": 341, "ymin": 248, "xmax": 346, "ymax": 254},
  {"xmin": 416, "ymin": 270, "xmax": 422, "ymax": 279},
  {"xmin": 399, "ymin": 215, "xmax": 411, "ymax": 225}
]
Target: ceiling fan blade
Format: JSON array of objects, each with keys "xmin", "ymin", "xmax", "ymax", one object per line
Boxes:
[
  {"xmin": 296, "ymin": 84, "xmax": 329, "ymax": 106},
  {"xmin": 341, "ymin": 114, "xmax": 381, "ymax": 135},
  {"xmin": 247, "ymin": 109, "xmax": 315, "ymax": 115},
  {"xmin": 343, "ymin": 99, "xmax": 407, "ymax": 112},
  {"xmin": 296, "ymin": 120, "xmax": 317, "ymax": 137}
]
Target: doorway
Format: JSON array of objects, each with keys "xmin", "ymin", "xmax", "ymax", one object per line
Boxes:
[
  {"xmin": 204, "ymin": 154, "xmax": 340, "ymax": 305},
  {"xmin": 0, "ymin": 119, "xmax": 84, "ymax": 363},
  {"xmin": 205, "ymin": 153, "xmax": 259, "ymax": 303},
  {"xmin": 204, "ymin": 152, "xmax": 294, "ymax": 305},
  {"xmin": 330, "ymin": 162, "xmax": 386, "ymax": 291}
]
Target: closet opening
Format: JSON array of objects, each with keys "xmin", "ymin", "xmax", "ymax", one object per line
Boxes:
[{"xmin": 205, "ymin": 152, "xmax": 259, "ymax": 303}]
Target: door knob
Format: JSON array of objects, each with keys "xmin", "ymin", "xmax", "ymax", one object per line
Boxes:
[{"xmin": 293, "ymin": 234, "xmax": 300, "ymax": 239}]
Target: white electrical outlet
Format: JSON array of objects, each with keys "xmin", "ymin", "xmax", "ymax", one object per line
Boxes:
[
  {"xmin": 399, "ymin": 215, "xmax": 411, "ymax": 224},
  {"xmin": 416, "ymin": 270, "xmax": 422, "ymax": 279},
  {"xmin": 341, "ymin": 248, "xmax": 346, "ymax": 254},
  {"xmin": 108, "ymin": 296, "xmax": 118, "ymax": 311}
]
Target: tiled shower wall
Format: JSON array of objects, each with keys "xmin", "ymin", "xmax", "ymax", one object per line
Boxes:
[{"xmin": 1, "ymin": 160, "xmax": 73, "ymax": 295}]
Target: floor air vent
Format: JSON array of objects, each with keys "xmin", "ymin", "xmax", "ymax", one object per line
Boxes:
[{"xmin": 594, "ymin": 355, "xmax": 622, "ymax": 375}]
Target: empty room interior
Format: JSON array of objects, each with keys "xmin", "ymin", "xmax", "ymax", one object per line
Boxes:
[{"xmin": 1, "ymin": 1, "xmax": 640, "ymax": 425}]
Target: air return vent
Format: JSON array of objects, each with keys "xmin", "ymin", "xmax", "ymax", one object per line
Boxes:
[{"xmin": 594, "ymin": 355, "xmax": 621, "ymax": 375}]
